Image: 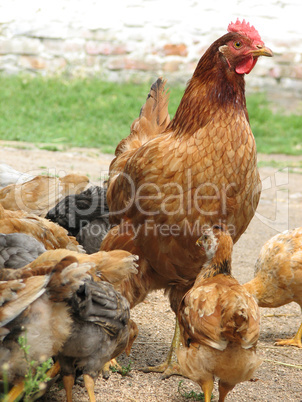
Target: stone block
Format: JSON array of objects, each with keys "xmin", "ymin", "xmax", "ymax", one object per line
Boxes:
[
  {"xmin": 162, "ymin": 44, "xmax": 188, "ymax": 57},
  {"xmin": 0, "ymin": 38, "xmax": 42, "ymax": 55},
  {"xmin": 43, "ymin": 39, "xmax": 85, "ymax": 56},
  {"xmin": 107, "ymin": 56, "xmax": 159, "ymax": 71},
  {"xmin": 19, "ymin": 55, "xmax": 67, "ymax": 72},
  {"xmin": 85, "ymin": 41, "xmax": 129, "ymax": 56}
]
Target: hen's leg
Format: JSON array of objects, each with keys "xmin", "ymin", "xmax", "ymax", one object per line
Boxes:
[
  {"xmin": 140, "ymin": 317, "xmax": 182, "ymax": 379},
  {"xmin": 83, "ymin": 374, "xmax": 96, "ymax": 402},
  {"xmin": 63, "ymin": 374, "xmax": 75, "ymax": 402},
  {"xmin": 275, "ymin": 321, "xmax": 302, "ymax": 348}
]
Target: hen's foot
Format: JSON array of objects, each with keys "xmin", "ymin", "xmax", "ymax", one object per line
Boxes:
[
  {"xmin": 140, "ymin": 359, "xmax": 182, "ymax": 379},
  {"xmin": 139, "ymin": 318, "xmax": 182, "ymax": 379}
]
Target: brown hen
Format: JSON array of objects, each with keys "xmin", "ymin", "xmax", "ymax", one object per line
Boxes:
[
  {"xmin": 101, "ymin": 19, "xmax": 272, "ymax": 375},
  {"xmin": 244, "ymin": 227, "xmax": 302, "ymax": 348},
  {"xmin": 177, "ymin": 225, "xmax": 261, "ymax": 402}
]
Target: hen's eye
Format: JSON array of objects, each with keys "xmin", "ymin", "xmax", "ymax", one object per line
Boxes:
[{"xmin": 234, "ymin": 41, "xmax": 242, "ymax": 48}]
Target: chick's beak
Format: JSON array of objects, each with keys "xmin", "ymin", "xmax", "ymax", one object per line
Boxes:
[{"xmin": 251, "ymin": 45, "xmax": 273, "ymax": 57}]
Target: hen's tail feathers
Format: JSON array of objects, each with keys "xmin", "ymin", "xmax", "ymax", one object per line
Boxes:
[{"xmin": 115, "ymin": 78, "xmax": 170, "ymax": 157}]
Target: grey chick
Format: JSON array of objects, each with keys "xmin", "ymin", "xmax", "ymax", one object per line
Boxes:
[
  {"xmin": 0, "ymin": 233, "xmax": 46, "ymax": 269},
  {"xmin": 58, "ymin": 280, "xmax": 131, "ymax": 402}
]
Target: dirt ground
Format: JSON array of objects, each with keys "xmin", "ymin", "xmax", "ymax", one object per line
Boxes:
[{"xmin": 0, "ymin": 141, "xmax": 301, "ymax": 401}]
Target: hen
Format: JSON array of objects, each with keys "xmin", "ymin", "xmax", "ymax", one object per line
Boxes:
[
  {"xmin": 101, "ymin": 19, "xmax": 272, "ymax": 375},
  {"xmin": 244, "ymin": 227, "xmax": 302, "ymax": 348},
  {"xmin": 0, "ymin": 172, "xmax": 89, "ymax": 217},
  {"xmin": 0, "ymin": 252, "xmax": 138, "ymax": 402},
  {"xmin": 177, "ymin": 225, "xmax": 261, "ymax": 402}
]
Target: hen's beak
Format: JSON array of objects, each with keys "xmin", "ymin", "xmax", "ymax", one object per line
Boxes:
[
  {"xmin": 196, "ymin": 238, "xmax": 202, "ymax": 247},
  {"xmin": 251, "ymin": 45, "xmax": 273, "ymax": 57}
]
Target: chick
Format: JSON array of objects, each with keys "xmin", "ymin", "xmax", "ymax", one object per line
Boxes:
[
  {"xmin": 0, "ymin": 173, "xmax": 89, "ymax": 217},
  {"xmin": 244, "ymin": 227, "xmax": 302, "ymax": 348},
  {"xmin": 58, "ymin": 280, "xmax": 132, "ymax": 402},
  {"xmin": 0, "ymin": 232, "xmax": 46, "ymax": 269},
  {"xmin": 1, "ymin": 250, "xmax": 138, "ymax": 401},
  {"xmin": 177, "ymin": 225, "xmax": 261, "ymax": 402}
]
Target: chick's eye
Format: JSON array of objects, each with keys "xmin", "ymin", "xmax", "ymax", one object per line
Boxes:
[{"xmin": 234, "ymin": 41, "xmax": 242, "ymax": 49}]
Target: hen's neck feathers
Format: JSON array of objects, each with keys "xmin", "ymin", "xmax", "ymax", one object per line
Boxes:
[{"xmin": 168, "ymin": 33, "xmax": 248, "ymax": 137}]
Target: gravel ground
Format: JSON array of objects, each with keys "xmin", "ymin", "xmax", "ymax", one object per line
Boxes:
[{"xmin": 0, "ymin": 141, "xmax": 301, "ymax": 402}]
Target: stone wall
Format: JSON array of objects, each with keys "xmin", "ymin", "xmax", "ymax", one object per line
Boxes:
[{"xmin": 0, "ymin": 0, "xmax": 302, "ymax": 97}]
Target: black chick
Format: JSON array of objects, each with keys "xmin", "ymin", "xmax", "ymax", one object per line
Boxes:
[
  {"xmin": 76, "ymin": 218, "xmax": 111, "ymax": 254},
  {"xmin": 46, "ymin": 186, "xmax": 111, "ymax": 253},
  {"xmin": 0, "ymin": 233, "xmax": 46, "ymax": 269},
  {"xmin": 58, "ymin": 280, "xmax": 131, "ymax": 402}
]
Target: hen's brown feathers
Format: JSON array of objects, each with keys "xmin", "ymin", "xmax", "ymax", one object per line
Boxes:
[
  {"xmin": 115, "ymin": 78, "xmax": 170, "ymax": 157},
  {"xmin": 102, "ymin": 24, "xmax": 271, "ymax": 319}
]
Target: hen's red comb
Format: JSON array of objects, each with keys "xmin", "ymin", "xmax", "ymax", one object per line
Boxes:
[{"xmin": 228, "ymin": 19, "xmax": 263, "ymax": 45}]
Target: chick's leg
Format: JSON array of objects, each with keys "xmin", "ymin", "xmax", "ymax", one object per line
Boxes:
[
  {"xmin": 5, "ymin": 381, "xmax": 25, "ymax": 402},
  {"xmin": 275, "ymin": 322, "xmax": 302, "ymax": 348},
  {"xmin": 6, "ymin": 360, "xmax": 61, "ymax": 402},
  {"xmin": 218, "ymin": 381, "xmax": 235, "ymax": 402},
  {"xmin": 140, "ymin": 317, "xmax": 182, "ymax": 379},
  {"xmin": 83, "ymin": 374, "xmax": 96, "ymax": 402},
  {"xmin": 102, "ymin": 358, "xmax": 131, "ymax": 379},
  {"xmin": 198, "ymin": 379, "xmax": 214, "ymax": 402},
  {"xmin": 63, "ymin": 374, "xmax": 75, "ymax": 402}
]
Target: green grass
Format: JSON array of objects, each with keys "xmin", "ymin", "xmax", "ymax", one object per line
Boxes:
[
  {"xmin": 247, "ymin": 94, "xmax": 302, "ymax": 155},
  {"xmin": 0, "ymin": 74, "xmax": 301, "ymax": 155}
]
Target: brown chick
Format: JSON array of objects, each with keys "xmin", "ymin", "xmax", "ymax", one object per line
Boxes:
[
  {"xmin": 0, "ymin": 173, "xmax": 89, "ymax": 217},
  {"xmin": 20, "ymin": 248, "xmax": 139, "ymax": 286},
  {"xmin": 244, "ymin": 227, "xmax": 302, "ymax": 348},
  {"xmin": 177, "ymin": 225, "xmax": 261, "ymax": 402},
  {"xmin": 0, "ymin": 205, "xmax": 84, "ymax": 252}
]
